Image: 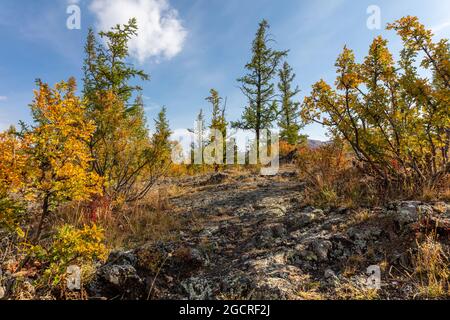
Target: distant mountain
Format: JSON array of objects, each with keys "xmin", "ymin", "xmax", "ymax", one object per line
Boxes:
[{"xmin": 307, "ymin": 139, "xmax": 326, "ymax": 149}]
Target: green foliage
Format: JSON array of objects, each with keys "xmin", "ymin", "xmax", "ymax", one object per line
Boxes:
[
  {"xmin": 82, "ymin": 20, "xmax": 164, "ymax": 202},
  {"xmin": 83, "ymin": 18, "xmax": 149, "ymax": 105},
  {"xmin": 232, "ymin": 20, "xmax": 287, "ymax": 160},
  {"xmin": 0, "ymin": 195, "xmax": 25, "ymax": 237},
  {"xmin": 277, "ymin": 61, "xmax": 303, "ymax": 145},
  {"xmin": 152, "ymin": 106, "xmax": 173, "ymax": 165},
  {"xmin": 23, "ymin": 224, "xmax": 108, "ymax": 287},
  {"xmin": 207, "ymin": 89, "xmax": 228, "ymax": 139},
  {"xmin": 127, "ymin": 106, "xmax": 174, "ymax": 200},
  {"xmin": 206, "ymin": 89, "xmax": 228, "ymax": 166}
]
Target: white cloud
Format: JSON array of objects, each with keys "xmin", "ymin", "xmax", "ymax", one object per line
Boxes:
[
  {"xmin": 0, "ymin": 96, "xmax": 7, "ymax": 101},
  {"xmin": 89, "ymin": 0, "xmax": 187, "ymax": 63}
]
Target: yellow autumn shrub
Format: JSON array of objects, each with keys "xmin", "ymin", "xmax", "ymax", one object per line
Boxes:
[
  {"xmin": 23, "ymin": 224, "xmax": 108, "ymax": 288},
  {"xmin": 301, "ymin": 17, "xmax": 449, "ymax": 198}
]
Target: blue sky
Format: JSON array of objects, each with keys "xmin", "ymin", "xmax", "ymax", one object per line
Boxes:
[{"xmin": 0, "ymin": 0, "xmax": 449, "ymax": 140}]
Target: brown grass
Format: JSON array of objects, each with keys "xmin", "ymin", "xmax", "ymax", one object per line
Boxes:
[
  {"xmin": 420, "ymin": 175, "xmax": 450, "ymax": 202},
  {"xmin": 297, "ymin": 279, "xmax": 324, "ymax": 300},
  {"xmin": 56, "ymin": 187, "xmax": 182, "ymax": 250},
  {"xmin": 334, "ymin": 280, "xmax": 380, "ymax": 300},
  {"xmin": 296, "ymin": 140, "xmax": 379, "ymax": 209},
  {"xmin": 413, "ymin": 233, "xmax": 450, "ymax": 299}
]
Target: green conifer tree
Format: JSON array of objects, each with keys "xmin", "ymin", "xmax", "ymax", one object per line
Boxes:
[
  {"xmin": 232, "ymin": 20, "xmax": 287, "ymax": 162},
  {"xmin": 277, "ymin": 61, "xmax": 303, "ymax": 145}
]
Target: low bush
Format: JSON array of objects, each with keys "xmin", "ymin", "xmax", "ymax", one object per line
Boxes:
[
  {"xmin": 21, "ymin": 224, "xmax": 108, "ymax": 289},
  {"xmin": 297, "ymin": 139, "xmax": 379, "ymax": 208}
]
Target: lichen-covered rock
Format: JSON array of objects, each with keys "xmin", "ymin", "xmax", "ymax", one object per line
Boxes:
[
  {"xmin": 181, "ymin": 277, "xmax": 214, "ymax": 300},
  {"xmin": 310, "ymin": 239, "xmax": 332, "ymax": 262},
  {"xmin": 202, "ymin": 172, "xmax": 229, "ymax": 185},
  {"xmin": 88, "ymin": 251, "xmax": 146, "ymax": 300},
  {"xmin": 324, "ymin": 268, "xmax": 337, "ymax": 280},
  {"xmin": 285, "ymin": 209, "xmax": 324, "ymax": 232},
  {"xmin": 394, "ymin": 201, "xmax": 421, "ymax": 228}
]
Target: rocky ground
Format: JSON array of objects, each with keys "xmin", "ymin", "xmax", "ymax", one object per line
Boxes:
[{"xmin": 87, "ymin": 167, "xmax": 450, "ymax": 300}]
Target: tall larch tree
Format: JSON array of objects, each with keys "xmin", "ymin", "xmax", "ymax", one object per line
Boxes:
[
  {"xmin": 207, "ymin": 89, "xmax": 227, "ymax": 140},
  {"xmin": 277, "ymin": 61, "xmax": 303, "ymax": 145},
  {"xmin": 206, "ymin": 89, "xmax": 228, "ymax": 169},
  {"xmin": 152, "ymin": 106, "xmax": 172, "ymax": 166},
  {"xmin": 82, "ymin": 19, "xmax": 156, "ymax": 202},
  {"xmin": 232, "ymin": 20, "xmax": 287, "ymax": 162}
]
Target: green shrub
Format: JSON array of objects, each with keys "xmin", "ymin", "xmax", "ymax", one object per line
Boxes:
[{"xmin": 23, "ymin": 224, "xmax": 108, "ymax": 288}]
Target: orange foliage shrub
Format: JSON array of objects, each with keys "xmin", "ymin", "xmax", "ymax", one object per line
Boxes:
[{"xmin": 297, "ymin": 140, "xmax": 378, "ymax": 208}]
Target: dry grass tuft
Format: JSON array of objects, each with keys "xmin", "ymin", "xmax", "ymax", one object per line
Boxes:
[
  {"xmin": 56, "ymin": 187, "xmax": 182, "ymax": 250},
  {"xmin": 420, "ymin": 174, "xmax": 450, "ymax": 202},
  {"xmin": 413, "ymin": 234, "xmax": 450, "ymax": 299},
  {"xmin": 334, "ymin": 280, "xmax": 380, "ymax": 300},
  {"xmin": 297, "ymin": 280, "xmax": 324, "ymax": 300},
  {"xmin": 296, "ymin": 140, "xmax": 379, "ymax": 209}
]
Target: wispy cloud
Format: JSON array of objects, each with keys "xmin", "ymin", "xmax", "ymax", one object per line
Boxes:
[
  {"xmin": 0, "ymin": 96, "xmax": 7, "ymax": 101},
  {"xmin": 432, "ymin": 21, "xmax": 450, "ymax": 34},
  {"xmin": 89, "ymin": 0, "xmax": 187, "ymax": 63},
  {"xmin": 142, "ymin": 95, "xmax": 163, "ymax": 113}
]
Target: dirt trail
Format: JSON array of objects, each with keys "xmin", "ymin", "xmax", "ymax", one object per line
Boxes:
[{"xmin": 168, "ymin": 168, "xmax": 308, "ymax": 298}]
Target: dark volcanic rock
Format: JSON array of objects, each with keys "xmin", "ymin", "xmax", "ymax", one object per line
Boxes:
[{"xmin": 88, "ymin": 251, "xmax": 146, "ymax": 300}]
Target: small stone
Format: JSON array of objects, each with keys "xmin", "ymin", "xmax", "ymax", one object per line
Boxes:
[
  {"xmin": 203, "ymin": 172, "xmax": 229, "ymax": 185},
  {"xmin": 392, "ymin": 201, "xmax": 421, "ymax": 230},
  {"xmin": 190, "ymin": 248, "xmax": 207, "ymax": 267},
  {"xmin": 271, "ymin": 224, "xmax": 287, "ymax": 238},
  {"xmin": 310, "ymin": 239, "xmax": 332, "ymax": 261},
  {"xmin": 102, "ymin": 265, "xmax": 139, "ymax": 286},
  {"xmin": 311, "ymin": 209, "xmax": 325, "ymax": 217},
  {"xmin": 285, "ymin": 210, "xmax": 323, "ymax": 231},
  {"xmin": 299, "ymin": 250, "xmax": 317, "ymax": 261},
  {"xmin": 324, "ymin": 269, "xmax": 337, "ymax": 279},
  {"xmin": 335, "ymin": 207, "xmax": 350, "ymax": 215}
]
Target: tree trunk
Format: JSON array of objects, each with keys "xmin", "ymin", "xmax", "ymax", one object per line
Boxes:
[{"xmin": 33, "ymin": 193, "xmax": 50, "ymax": 243}]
